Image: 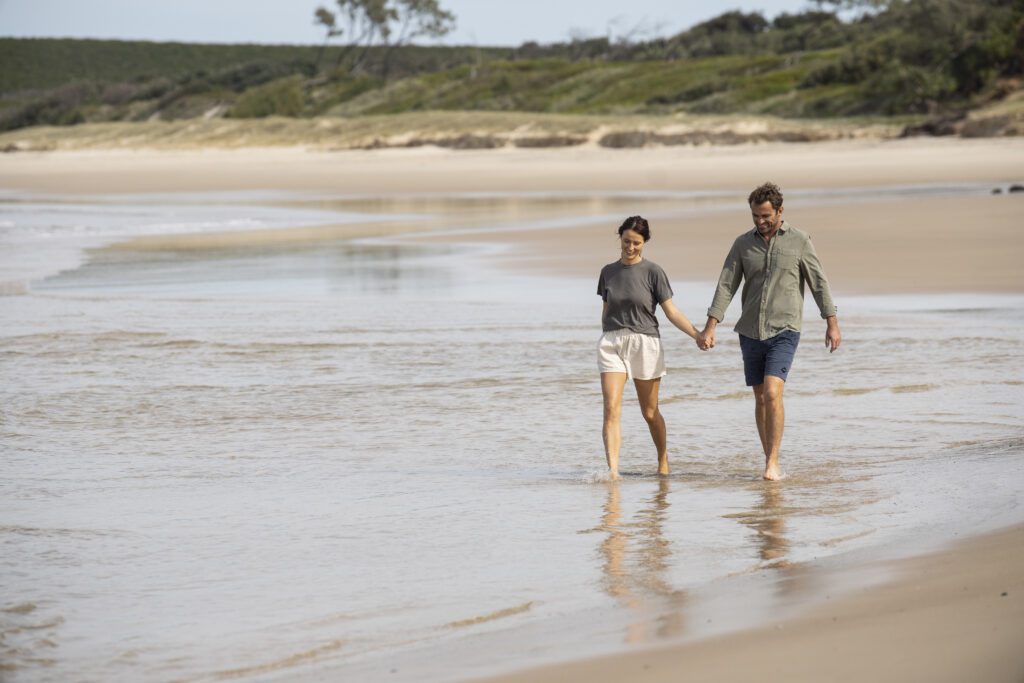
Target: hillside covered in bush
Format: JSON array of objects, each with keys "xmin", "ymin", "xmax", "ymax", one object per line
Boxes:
[{"xmin": 1, "ymin": 0, "xmax": 1021, "ymax": 137}]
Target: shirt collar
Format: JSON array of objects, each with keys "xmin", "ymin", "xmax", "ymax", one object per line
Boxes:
[{"xmin": 748, "ymin": 220, "xmax": 788, "ymax": 239}]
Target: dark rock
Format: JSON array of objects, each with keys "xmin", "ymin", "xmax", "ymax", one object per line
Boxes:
[
  {"xmin": 598, "ymin": 131, "xmax": 652, "ymax": 148},
  {"xmin": 432, "ymin": 134, "xmax": 505, "ymax": 150},
  {"xmin": 1009, "ymin": 184, "xmax": 1024, "ymax": 194},
  {"xmin": 960, "ymin": 115, "xmax": 1011, "ymax": 138},
  {"xmin": 512, "ymin": 135, "xmax": 586, "ymax": 148},
  {"xmin": 900, "ymin": 114, "xmax": 965, "ymax": 138}
]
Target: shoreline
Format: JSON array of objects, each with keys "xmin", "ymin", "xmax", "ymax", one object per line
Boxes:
[
  {"xmin": 2, "ymin": 137, "xmax": 1023, "ymax": 195},
  {"xmin": 471, "ymin": 523, "xmax": 1024, "ymax": 683},
  {"xmin": 2, "ymin": 139, "xmax": 1023, "ymax": 294}
]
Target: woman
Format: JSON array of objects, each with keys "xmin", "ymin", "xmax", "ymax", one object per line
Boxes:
[{"xmin": 597, "ymin": 216, "xmax": 701, "ymax": 479}]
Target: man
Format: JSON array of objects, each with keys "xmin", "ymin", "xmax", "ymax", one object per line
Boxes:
[{"xmin": 699, "ymin": 182, "xmax": 841, "ymax": 480}]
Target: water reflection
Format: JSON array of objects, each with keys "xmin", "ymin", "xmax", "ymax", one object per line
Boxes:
[
  {"xmin": 34, "ymin": 241, "xmax": 458, "ymax": 296},
  {"xmin": 596, "ymin": 479, "xmax": 686, "ymax": 643},
  {"xmin": 743, "ymin": 484, "xmax": 790, "ymax": 568},
  {"xmin": 728, "ymin": 483, "xmax": 813, "ymax": 600}
]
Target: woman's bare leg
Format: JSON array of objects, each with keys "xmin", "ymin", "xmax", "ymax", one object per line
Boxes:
[
  {"xmin": 601, "ymin": 372, "xmax": 628, "ymax": 479},
  {"xmin": 634, "ymin": 377, "xmax": 668, "ymax": 475}
]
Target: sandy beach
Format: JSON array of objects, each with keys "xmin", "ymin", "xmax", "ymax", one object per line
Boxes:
[
  {"xmin": 3, "ymin": 138, "xmax": 1023, "ymax": 294},
  {"xmin": 2, "ymin": 137, "xmax": 1023, "ymax": 681},
  {"xmin": 477, "ymin": 523, "xmax": 1024, "ymax": 683}
]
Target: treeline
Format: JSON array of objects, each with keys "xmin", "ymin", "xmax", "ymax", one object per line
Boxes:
[{"xmin": 0, "ymin": 0, "xmax": 1021, "ymax": 133}]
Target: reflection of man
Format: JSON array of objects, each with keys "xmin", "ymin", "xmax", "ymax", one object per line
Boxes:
[{"xmin": 700, "ymin": 182, "xmax": 841, "ymax": 480}]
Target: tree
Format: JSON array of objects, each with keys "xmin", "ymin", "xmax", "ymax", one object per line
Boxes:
[
  {"xmin": 311, "ymin": 0, "xmax": 455, "ymax": 77},
  {"xmin": 380, "ymin": 0, "xmax": 456, "ymax": 78},
  {"xmin": 810, "ymin": 0, "xmax": 893, "ymax": 8},
  {"xmin": 313, "ymin": 7, "xmax": 340, "ymax": 70}
]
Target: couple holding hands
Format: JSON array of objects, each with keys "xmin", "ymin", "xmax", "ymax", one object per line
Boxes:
[{"xmin": 597, "ymin": 182, "xmax": 841, "ymax": 481}]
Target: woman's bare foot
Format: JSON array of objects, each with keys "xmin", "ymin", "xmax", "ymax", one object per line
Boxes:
[
  {"xmin": 763, "ymin": 459, "xmax": 783, "ymax": 481},
  {"xmin": 657, "ymin": 457, "xmax": 670, "ymax": 476}
]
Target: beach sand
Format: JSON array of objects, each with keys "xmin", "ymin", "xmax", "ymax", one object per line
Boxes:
[
  {"xmin": 3, "ymin": 138, "xmax": 1023, "ymax": 293},
  {"xmin": 3, "ymin": 138, "xmax": 1023, "ymax": 680},
  {"xmin": 477, "ymin": 524, "xmax": 1024, "ymax": 683}
]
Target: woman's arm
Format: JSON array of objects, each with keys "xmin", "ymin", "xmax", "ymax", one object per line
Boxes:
[{"xmin": 660, "ymin": 299, "xmax": 700, "ymax": 340}]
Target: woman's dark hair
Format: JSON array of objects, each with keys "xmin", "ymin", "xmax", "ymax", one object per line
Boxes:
[{"xmin": 617, "ymin": 215, "xmax": 651, "ymax": 242}]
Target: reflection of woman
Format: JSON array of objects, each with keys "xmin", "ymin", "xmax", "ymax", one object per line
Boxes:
[{"xmin": 597, "ymin": 216, "xmax": 701, "ymax": 479}]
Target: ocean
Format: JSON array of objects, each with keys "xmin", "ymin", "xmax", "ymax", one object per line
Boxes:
[{"xmin": 2, "ymin": 188, "xmax": 1022, "ymax": 682}]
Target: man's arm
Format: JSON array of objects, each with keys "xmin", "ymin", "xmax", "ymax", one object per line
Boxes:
[
  {"xmin": 800, "ymin": 238, "xmax": 841, "ymax": 352},
  {"xmin": 702, "ymin": 240, "xmax": 743, "ymax": 350}
]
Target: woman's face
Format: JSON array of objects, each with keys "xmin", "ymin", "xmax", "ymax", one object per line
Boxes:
[{"xmin": 620, "ymin": 229, "xmax": 645, "ymax": 263}]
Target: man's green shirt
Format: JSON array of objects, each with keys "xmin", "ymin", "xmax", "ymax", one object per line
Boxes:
[{"xmin": 707, "ymin": 222, "xmax": 836, "ymax": 340}]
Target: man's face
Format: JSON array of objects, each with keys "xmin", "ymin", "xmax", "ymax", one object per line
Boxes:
[{"xmin": 751, "ymin": 201, "xmax": 783, "ymax": 236}]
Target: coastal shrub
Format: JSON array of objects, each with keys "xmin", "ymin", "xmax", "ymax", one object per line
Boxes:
[
  {"xmin": 229, "ymin": 76, "xmax": 305, "ymax": 118},
  {"xmin": 0, "ymin": 81, "xmax": 95, "ymax": 131}
]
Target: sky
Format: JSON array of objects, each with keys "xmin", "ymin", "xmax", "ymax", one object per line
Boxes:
[{"xmin": 0, "ymin": 0, "xmax": 814, "ymax": 47}]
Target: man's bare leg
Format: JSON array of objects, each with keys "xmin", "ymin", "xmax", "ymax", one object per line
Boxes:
[
  {"xmin": 753, "ymin": 385, "xmax": 769, "ymax": 457},
  {"xmin": 601, "ymin": 372, "xmax": 628, "ymax": 479},
  {"xmin": 752, "ymin": 376, "xmax": 786, "ymax": 480},
  {"xmin": 634, "ymin": 377, "xmax": 669, "ymax": 476}
]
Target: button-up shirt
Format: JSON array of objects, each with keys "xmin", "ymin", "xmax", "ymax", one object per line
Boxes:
[{"xmin": 707, "ymin": 222, "xmax": 836, "ymax": 340}]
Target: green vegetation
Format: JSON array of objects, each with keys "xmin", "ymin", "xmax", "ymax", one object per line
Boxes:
[{"xmin": 0, "ymin": 0, "xmax": 1020, "ymax": 136}]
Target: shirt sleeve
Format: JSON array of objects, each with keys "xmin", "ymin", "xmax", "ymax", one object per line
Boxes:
[
  {"xmin": 597, "ymin": 269, "xmax": 606, "ymax": 299},
  {"xmin": 652, "ymin": 265, "xmax": 674, "ymax": 304},
  {"xmin": 800, "ymin": 237, "xmax": 837, "ymax": 319},
  {"xmin": 708, "ymin": 238, "xmax": 743, "ymax": 322}
]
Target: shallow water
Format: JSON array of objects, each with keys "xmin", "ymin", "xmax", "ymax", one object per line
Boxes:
[{"xmin": 1, "ymin": 189, "xmax": 1022, "ymax": 682}]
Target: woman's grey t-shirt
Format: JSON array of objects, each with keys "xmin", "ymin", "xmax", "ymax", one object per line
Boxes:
[{"xmin": 597, "ymin": 259, "xmax": 674, "ymax": 336}]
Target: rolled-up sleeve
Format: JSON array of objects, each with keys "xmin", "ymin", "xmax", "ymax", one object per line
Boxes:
[
  {"xmin": 800, "ymin": 237, "xmax": 837, "ymax": 319},
  {"xmin": 708, "ymin": 239, "xmax": 742, "ymax": 322}
]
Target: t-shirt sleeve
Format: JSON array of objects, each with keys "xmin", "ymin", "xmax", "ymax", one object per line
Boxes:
[
  {"xmin": 652, "ymin": 265, "xmax": 673, "ymax": 304},
  {"xmin": 597, "ymin": 269, "xmax": 606, "ymax": 299}
]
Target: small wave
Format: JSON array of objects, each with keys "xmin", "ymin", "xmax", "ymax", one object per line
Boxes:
[
  {"xmin": 211, "ymin": 639, "xmax": 346, "ymax": 680},
  {"xmin": 0, "ymin": 525, "xmax": 119, "ymax": 539},
  {"xmin": 0, "ymin": 280, "xmax": 28, "ymax": 296},
  {"xmin": 1, "ymin": 603, "xmax": 37, "ymax": 615},
  {"xmin": 833, "ymin": 387, "xmax": 879, "ymax": 396},
  {"xmin": 818, "ymin": 529, "xmax": 876, "ymax": 547},
  {"xmin": 445, "ymin": 601, "xmax": 533, "ymax": 629},
  {"xmin": 891, "ymin": 383, "xmax": 937, "ymax": 393}
]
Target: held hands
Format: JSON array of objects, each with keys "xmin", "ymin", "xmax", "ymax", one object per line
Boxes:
[{"xmin": 696, "ymin": 325, "xmax": 715, "ymax": 351}]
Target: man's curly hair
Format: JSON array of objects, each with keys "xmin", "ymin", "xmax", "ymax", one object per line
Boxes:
[{"xmin": 748, "ymin": 182, "xmax": 784, "ymax": 210}]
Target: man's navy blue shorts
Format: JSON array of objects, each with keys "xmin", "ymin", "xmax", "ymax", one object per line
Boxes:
[{"xmin": 739, "ymin": 330, "xmax": 800, "ymax": 386}]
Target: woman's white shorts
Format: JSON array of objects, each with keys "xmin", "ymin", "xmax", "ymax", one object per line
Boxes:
[{"xmin": 597, "ymin": 329, "xmax": 666, "ymax": 380}]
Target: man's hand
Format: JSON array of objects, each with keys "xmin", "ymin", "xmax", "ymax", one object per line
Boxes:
[
  {"xmin": 700, "ymin": 319, "xmax": 717, "ymax": 351},
  {"xmin": 825, "ymin": 316, "xmax": 841, "ymax": 353}
]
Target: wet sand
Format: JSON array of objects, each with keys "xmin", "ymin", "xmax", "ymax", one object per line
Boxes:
[
  {"xmin": 3, "ymin": 139, "xmax": 1023, "ymax": 294},
  {"xmin": 476, "ymin": 524, "xmax": 1024, "ymax": 683},
  {"xmin": 3, "ymin": 139, "xmax": 1023, "ymax": 680}
]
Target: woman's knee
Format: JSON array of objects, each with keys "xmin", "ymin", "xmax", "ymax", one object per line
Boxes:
[{"xmin": 640, "ymin": 405, "xmax": 661, "ymax": 423}]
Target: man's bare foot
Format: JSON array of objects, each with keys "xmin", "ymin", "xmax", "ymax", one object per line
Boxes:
[
  {"xmin": 763, "ymin": 460, "xmax": 783, "ymax": 481},
  {"xmin": 608, "ymin": 469, "xmax": 620, "ymax": 481},
  {"xmin": 657, "ymin": 460, "xmax": 670, "ymax": 476}
]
